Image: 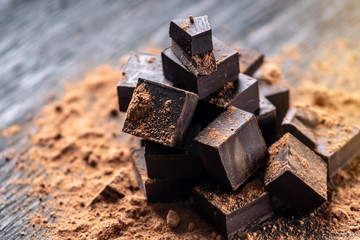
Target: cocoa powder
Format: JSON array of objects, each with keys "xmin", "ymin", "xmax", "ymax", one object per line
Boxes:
[{"xmin": 4, "ymin": 39, "xmax": 360, "ymax": 239}]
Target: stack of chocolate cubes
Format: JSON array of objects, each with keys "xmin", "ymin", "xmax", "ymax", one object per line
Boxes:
[{"xmin": 116, "ymin": 15, "xmax": 360, "ymax": 239}]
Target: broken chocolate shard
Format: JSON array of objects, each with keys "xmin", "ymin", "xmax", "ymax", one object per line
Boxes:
[
  {"xmin": 122, "ymin": 78, "xmax": 198, "ymax": 147},
  {"xmin": 171, "ymin": 40, "xmax": 217, "ymax": 75},
  {"xmin": 264, "ymin": 133, "xmax": 327, "ymax": 214},
  {"xmin": 169, "ymin": 15, "xmax": 213, "ymax": 57},
  {"xmin": 259, "ymin": 80, "xmax": 290, "ymax": 138},
  {"xmin": 193, "ymin": 74, "xmax": 259, "ymax": 128},
  {"xmin": 256, "ymin": 95, "xmax": 277, "ymax": 146},
  {"xmin": 237, "ymin": 48, "xmax": 265, "ymax": 77},
  {"xmin": 282, "ymin": 106, "xmax": 360, "ymax": 178},
  {"xmin": 131, "ymin": 149, "xmax": 198, "ymax": 202},
  {"xmin": 194, "ymin": 106, "xmax": 269, "ymax": 190},
  {"xmin": 282, "ymin": 108, "xmax": 317, "ymax": 150},
  {"xmin": 162, "ymin": 37, "xmax": 239, "ymax": 99},
  {"xmin": 89, "ymin": 168, "xmax": 131, "ymax": 206},
  {"xmin": 193, "ymin": 172, "xmax": 273, "ymax": 239},
  {"xmin": 117, "ymin": 52, "xmax": 173, "ymax": 112}
]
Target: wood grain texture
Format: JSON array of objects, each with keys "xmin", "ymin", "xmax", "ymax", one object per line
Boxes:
[{"xmin": 1, "ymin": 0, "xmax": 359, "ymax": 239}]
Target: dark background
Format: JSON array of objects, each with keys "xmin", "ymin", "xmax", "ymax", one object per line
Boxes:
[{"xmin": 1, "ymin": 0, "xmax": 359, "ymax": 238}]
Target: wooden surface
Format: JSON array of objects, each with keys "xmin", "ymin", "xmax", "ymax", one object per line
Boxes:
[{"xmin": 1, "ymin": 0, "xmax": 360, "ymax": 239}]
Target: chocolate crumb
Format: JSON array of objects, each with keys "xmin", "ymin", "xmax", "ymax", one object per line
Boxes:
[{"xmin": 189, "ymin": 15, "xmax": 194, "ymax": 23}]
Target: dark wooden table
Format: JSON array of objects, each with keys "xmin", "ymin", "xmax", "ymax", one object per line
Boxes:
[{"xmin": 1, "ymin": 0, "xmax": 359, "ymax": 239}]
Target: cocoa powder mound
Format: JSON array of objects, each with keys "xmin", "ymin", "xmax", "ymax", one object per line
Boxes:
[
  {"xmin": 5, "ymin": 39, "xmax": 360, "ymax": 239},
  {"xmin": 12, "ymin": 63, "xmax": 214, "ymax": 239}
]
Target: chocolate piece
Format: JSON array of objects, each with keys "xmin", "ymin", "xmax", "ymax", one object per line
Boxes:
[
  {"xmin": 193, "ymin": 173, "xmax": 273, "ymax": 239},
  {"xmin": 194, "ymin": 106, "xmax": 268, "ymax": 190},
  {"xmin": 259, "ymin": 81, "xmax": 290, "ymax": 137},
  {"xmin": 169, "ymin": 15, "xmax": 213, "ymax": 57},
  {"xmin": 144, "ymin": 122, "xmax": 204, "ymax": 179},
  {"xmin": 89, "ymin": 168, "xmax": 131, "ymax": 205},
  {"xmin": 193, "ymin": 74, "xmax": 259, "ymax": 128},
  {"xmin": 171, "ymin": 40, "xmax": 216, "ymax": 75},
  {"xmin": 237, "ymin": 48, "xmax": 265, "ymax": 77},
  {"xmin": 122, "ymin": 78, "xmax": 198, "ymax": 147},
  {"xmin": 282, "ymin": 107, "xmax": 360, "ymax": 178},
  {"xmin": 256, "ymin": 95, "xmax": 277, "ymax": 146},
  {"xmin": 162, "ymin": 37, "xmax": 239, "ymax": 99},
  {"xmin": 264, "ymin": 133, "xmax": 327, "ymax": 214},
  {"xmin": 131, "ymin": 149, "xmax": 197, "ymax": 202},
  {"xmin": 282, "ymin": 108, "xmax": 317, "ymax": 150},
  {"xmin": 117, "ymin": 52, "xmax": 173, "ymax": 112},
  {"xmin": 144, "ymin": 140, "xmax": 204, "ymax": 179}
]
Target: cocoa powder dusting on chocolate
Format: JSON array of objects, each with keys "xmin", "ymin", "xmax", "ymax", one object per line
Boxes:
[
  {"xmin": 126, "ymin": 82, "xmax": 154, "ymax": 122},
  {"xmin": 123, "ymin": 82, "xmax": 178, "ymax": 146},
  {"xmin": 208, "ymin": 80, "xmax": 237, "ymax": 107},
  {"xmin": 192, "ymin": 50, "xmax": 216, "ymax": 74},
  {"xmin": 180, "ymin": 23, "xmax": 191, "ymax": 30},
  {"xmin": 199, "ymin": 178, "xmax": 265, "ymax": 214}
]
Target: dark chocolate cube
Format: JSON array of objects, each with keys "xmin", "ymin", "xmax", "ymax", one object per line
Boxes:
[
  {"xmin": 282, "ymin": 107, "xmax": 360, "ymax": 178},
  {"xmin": 122, "ymin": 78, "xmax": 198, "ymax": 147},
  {"xmin": 264, "ymin": 133, "xmax": 327, "ymax": 214},
  {"xmin": 256, "ymin": 95, "xmax": 277, "ymax": 146},
  {"xmin": 193, "ymin": 174, "xmax": 273, "ymax": 239},
  {"xmin": 171, "ymin": 40, "xmax": 217, "ymax": 75},
  {"xmin": 131, "ymin": 149, "xmax": 198, "ymax": 202},
  {"xmin": 194, "ymin": 74, "xmax": 259, "ymax": 128},
  {"xmin": 169, "ymin": 15, "xmax": 213, "ymax": 57},
  {"xmin": 144, "ymin": 123, "xmax": 205, "ymax": 179},
  {"xmin": 204, "ymin": 73, "xmax": 259, "ymax": 112},
  {"xmin": 237, "ymin": 48, "xmax": 265, "ymax": 77},
  {"xmin": 162, "ymin": 37, "xmax": 239, "ymax": 99},
  {"xmin": 195, "ymin": 106, "xmax": 269, "ymax": 190},
  {"xmin": 282, "ymin": 107, "xmax": 317, "ymax": 149},
  {"xmin": 259, "ymin": 80, "xmax": 290, "ymax": 137},
  {"xmin": 117, "ymin": 52, "xmax": 173, "ymax": 112}
]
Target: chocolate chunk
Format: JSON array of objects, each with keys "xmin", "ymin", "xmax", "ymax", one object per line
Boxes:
[
  {"xmin": 193, "ymin": 173, "xmax": 273, "ymax": 239},
  {"xmin": 193, "ymin": 74, "xmax": 259, "ymax": 128},
  {"xmin": 237, "ymin": 48, "xmax": 265, "ymax": 76},
  {"xmin": 162, "ymin": 37, "xmax": 239, "ymax": 99},
  {"xmin": 171, "ymin": 40, "xmax": 217, "ymax": 75},
  {"xmin": 256, "ymin": 95, "xmax": 277, "ymax": 146},
  {"xmin": 144, "ymin": 140, "xmax": 204, "ymax": 179},
  {"xmin": 144, "ymin": 122, "xmax": 204, "ymax": 179},
  {"xmin": 117, "ymin": 52, "xmax": 173, "ymax": 112},
  {"xmin": 169, "ymin": 15, "xmax": 213, "ymax": 57},
  {"xmin": 264, "ymin": 133, "xmax": 327, "ymax": 214},
  {"xmin": 282, "ymin": 107, "xmax": 360, "ymax": 178},
  {"xmin": 194, "ymin": 106, "xmax": 268, "ymax": 190},
  {"xmin": 259, "ymin": 81, "xmax": 290, "ymax": 137},
  {"xmin": 282, "ymin": 108, "xmax": 317, "ymax": 150},
  {"xmin": 131, "ymin": 149, "xmax": 198, "ymax": 202},
  {"xmin": 122, "ymin": 78, "xmax": 198, "ymax": 147},
  {"xmin": 89, "ymin": 168, "xmax": 131, "ymax": 205}
]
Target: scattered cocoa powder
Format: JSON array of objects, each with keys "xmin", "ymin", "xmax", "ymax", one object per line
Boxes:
[
  {"xmin": 192, "ymin": 50, "xmax": 217, "ymax": 75},
  {"xmin": 7, "ymin": 63, "xmax": 213, "ymax": 239},
  {"xmin": 2, "ymin": 124, "xmax": 20, "ymax": 138},
  {"xmin": 180, "ymin": 23, "xmax": 191, "ymax": 30},
  {"xmin": 4, "ymin": 39, "xmax": 360, "ymax": 239}
]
